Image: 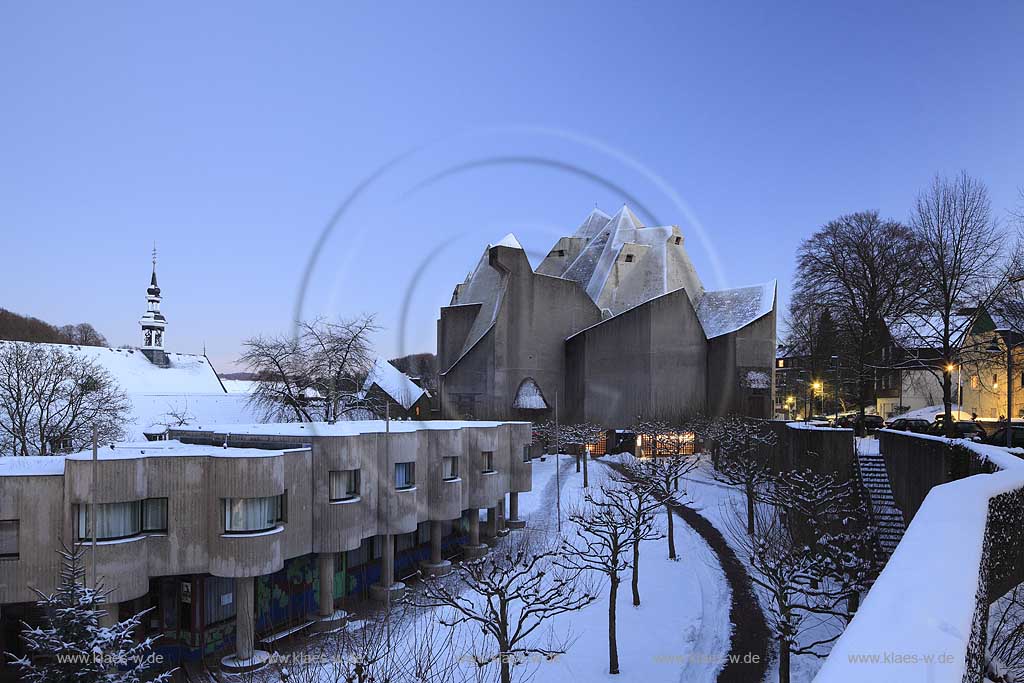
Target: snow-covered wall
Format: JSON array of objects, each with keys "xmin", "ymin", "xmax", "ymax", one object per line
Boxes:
[{"xmin": 814, "ymin": 434, "xmax": 1024, "ymax": 683}]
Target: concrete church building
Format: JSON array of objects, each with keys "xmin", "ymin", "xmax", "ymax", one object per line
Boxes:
[{"xmin": 437, "ymin": 206, "xmax": 777, "ymax": 424}]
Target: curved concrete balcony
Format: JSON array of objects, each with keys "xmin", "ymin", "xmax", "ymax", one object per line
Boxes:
[
  {"xmin": 80, "ymin": 535, "xmax": 150, "ymax": 603},
  {"xmin": 468, "ymin": 469, "xmax": 504, "ymax": 510},
  {"xmin": 210, "ymin": 525, "xmax": 285, "ymax": 578},
  {"xmin": 318, "ymin": 496, "xmax": 369, "ymax": 553},
  {"xmin": 66, "ymin": 458, "xmax": 147, "ymax": 504},
  {"xmin": 429, "ymin": 476, "xmax": 463, "ymax": 521},
  {"xmin": 382, "ymin": 485, "xmax": 418, "ymax": 535},
  {"xmin": 210, "ymin": 456, "xmax": 284, "ymax": 500}
]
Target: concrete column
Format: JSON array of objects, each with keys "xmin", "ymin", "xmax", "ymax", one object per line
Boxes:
[
  {"xmin": 235, "ymin": 576, "xmax": 255, "ymax": 661},
  {"xmin": 496, "ymin": 498, "xmax": 508, "ymax": 536},
  {"xmin": 469, "ymin": 509, "xmax": 480, "ymax": 545},
  {"xmin": 506, "ymin": 492, "xmax": 526, "ymax": 529},
  {"xmin": 317, "ymin": 553, "xmax": 335, "ymax": 618},
  {"xmin": 486, "ymin": 506, "xmax": 497, "ymax": 539},
  {"xmin": 461, "ymin": 508, "xmax": 487, "ymax": 559},
  {"xmin": 430, "ymin": 520, "xmax": 443, "ymax": 564},
  {"xmin": 369, "ymin": 534, "xmax": 407, "ymax": 602},
  {"xmin": 381, "ymin": 533, "xmax": 394, "ymax": 588},
  {"xmin": 99, "ymin": 602, "xmax": 119, "ymax": 629},
  {"xmin": 420, "ymin": 519, "xmax": 452, "ymax": 576}
]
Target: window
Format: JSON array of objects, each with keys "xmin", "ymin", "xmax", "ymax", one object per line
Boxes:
[
  {"xmin": 971, "ymin": 375, "xmax": 979, "ymax": 389},
  {"xmin": 624, "ymin": 254, "xmax": 634, "ymax": 263},
  {"xmin": 223, "ymin": 494, "xmax": 285, "ymax": 533},
  {"xmin": 77, "ymin": 498, "xmax": 168, "ymax": 541},
  {"xmin": 0, "ymin": 520, "xmax": 18, "ymax": 559},
  {"xmin": 481, "ymin": 451, "xmax": 495, "ymax": 473},
  {"xmin": 523, "ymin": 445, "xmax": 531, "ymax": 463},
  {"xmin": 143, "ymin": 498, "xmax": 167, "ymax": 533},
  {"xmin": 203, "ymin": 576, "xmax": 236, "ymax": 625},
  {"xmin": 777, "ymin": 359, "xmax": 785, "ymax": 368},
  {"xmin": 329, "ymin": 470, "xmax": 360, "ymax": 501},
  {"xmin": 674, "ymin": 236, "xmax": 682, "ymax": 245},
  {"xmin": 395, "ymin": 462, "xmax": 415, "ymax": 490},
  {"xmin": 442, "ymin": 456, "xmax": 459, "ymax": 480},
  {"xmin": 78, "ymin": 501, "xmax": 142, "ymax": 541}
]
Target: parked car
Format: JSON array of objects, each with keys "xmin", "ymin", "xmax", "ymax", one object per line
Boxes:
[
  {"xmin": 885, "ymin": 417, "xmax": 932, "ymax": 433},
  {"xmin": 982, "ymin": 426, "xmax": 1024, "ymax": 448},
  {"xmin": 852, "ymin": 414, "xmax": 885, "ymax": 431},
  {"xmin": 928, "ymin": 420, "xmax": 987, "ymax": 440}
]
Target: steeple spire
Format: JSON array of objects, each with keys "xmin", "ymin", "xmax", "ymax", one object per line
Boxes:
[{"xmin": 140, "ymin": 245, "xmax": 168, "ymax": 366}]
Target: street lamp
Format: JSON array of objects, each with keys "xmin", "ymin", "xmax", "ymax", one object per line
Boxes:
[{"xmin": 812, "ymin": 381, "xmax": 823, "ymax": 415}]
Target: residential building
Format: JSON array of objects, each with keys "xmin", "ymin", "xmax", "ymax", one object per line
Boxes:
[{"xmin": 0, "ymin": 419, "xmax": 531, "ymax": 673}]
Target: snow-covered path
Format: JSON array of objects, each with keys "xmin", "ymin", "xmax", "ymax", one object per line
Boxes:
[{"xmin": 511, "ymin": 455, "xmax": 732, "ymax": 683}]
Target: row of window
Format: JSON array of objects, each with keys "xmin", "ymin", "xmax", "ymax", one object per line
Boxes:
[{"xmin": 3, "ymin": 452, "xmax": 533, "ymax": 552}]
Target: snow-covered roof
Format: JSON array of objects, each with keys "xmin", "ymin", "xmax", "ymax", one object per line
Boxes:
[
  {"xmin": 494, "ymin": 233, "xmax": 523, "ymax": 250},
  {"xmin": 512, "ymin": 377, "xmax": 549, "ymax": 410},
  {"xmin": 889, "ymin": 313, "xmax": 974, "ymax": 351},
  {"xmin": 0, "ymin": 341, "xmax": 226, "ymax": 394},
  {"xmin": 695, "ymin": 280, "xmax": 776, "ymax": 339},
  {"xmin": 0, "ymin": 341, "xmax": 262, "ymax": 441},
  {"xmin": 176, "ymin": 419, "xmax": 528, "ymax": 438},
  {"xmin": 222, "ymin": 379, "xmax": 259, "ymax": 394},
  {"xmin": 359, "ymin": 357, "xmax": 427, "ymax": 410},
  {"xmin": 0, "ymin": 440, "xmax": 307, "ymax": 477}
]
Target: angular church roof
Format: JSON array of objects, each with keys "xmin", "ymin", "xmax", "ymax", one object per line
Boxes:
[{"xmin": 696, "ymin": 281, "xmax": 777, "ymax": 339}]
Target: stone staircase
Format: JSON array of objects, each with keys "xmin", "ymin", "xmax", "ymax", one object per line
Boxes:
[{"xmin": 855, "ymin": 445, "xmax": 906, "ymax": 562}]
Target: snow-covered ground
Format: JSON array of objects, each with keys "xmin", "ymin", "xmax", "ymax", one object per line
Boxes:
[
  {"xmin": 681, "ymin": 456, "xmax": 834, "ymax": 683},
  {"xmin": 511, "ymin": 455, "xmax": 731, "ymax": 683},
  {"xmin": 250, "ymin": 453, "xmax": 734, "ymax": 683}
]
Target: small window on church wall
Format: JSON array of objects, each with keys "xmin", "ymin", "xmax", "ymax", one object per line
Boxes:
[
  {"xmin": 971, "ymin": 375, "xmax": 979, "ymax": 390},
  {"xmin": 624, "ymin": 254, "xmax": 634, "ymax": 263},
  {"xmin": 556, "ymin": 249, "xmax": 565, "ymax": 257},
  {"xmin": 674, "ymin": 236, "xmax": 682, "ymax": 245}
]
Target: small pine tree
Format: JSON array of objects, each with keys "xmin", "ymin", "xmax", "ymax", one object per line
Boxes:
[{"xmin": 7, "ymin": 542, "xmax": 172, "ymax": 683}]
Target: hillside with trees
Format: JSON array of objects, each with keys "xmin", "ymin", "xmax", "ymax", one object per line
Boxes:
[{"xmin": 0, "ymin": 308, "xmax": 108, "ymax": 347}]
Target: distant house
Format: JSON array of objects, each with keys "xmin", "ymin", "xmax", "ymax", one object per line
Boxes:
[{"xmin": 359, "ymin": 357, "xmax": 433, "ymax": 419}]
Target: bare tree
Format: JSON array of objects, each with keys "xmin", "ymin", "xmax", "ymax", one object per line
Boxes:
[
  {"xmin": 792, "ymin": 211, "xmax": 921, "ymax": 433},
  {"xmin": 56, "ymin": 323, "xmax": 109, "ymax": 348},
  {"xmin": 612, "ymin": 456, "xmax": 664, "ymax": 606},
  {"xmin": 239, "ymin": 315, "xmax": 379, "ymax": 423},
  {"xmin": 0, "ymin": 342, "xmax": 130, "ymax": 455},
  {"xmin": 725, "ymin": 504, "xmax": 846, "ymax": 683},
  {"xmin": 627, "ymin": 452, "xmax": 697, "ymax": 561},
  {"xmin": 562, "ymin": 485, "xmax": 646, "ymax": 675},
  {"xmin": 895, "ymin": 172, "xmax": 1010, "ymax": 435},
  {"xmin": 706, "ymin": 416, "xmax": 776, "ymax": 534},
  {"xmin": 989, "ymin": 584, "xmax": 1024, "ymax": 683},
  {"xmin": 406, "ymin": 531, "xmax": 595, "ymax": 683}
]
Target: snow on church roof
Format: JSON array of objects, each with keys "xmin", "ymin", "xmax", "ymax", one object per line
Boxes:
[
  {"xmin": 359, "ymin": 357, "xmax": 427, "ymax": 410},
  {"xmin": 494, "ymin": 233, "xmax": 523, "ymax": 249},
  {"xmin": 696, "ymin": 280, "xmax": 776, "ymax": 339}
]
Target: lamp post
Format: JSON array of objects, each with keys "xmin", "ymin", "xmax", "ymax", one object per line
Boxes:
[
  {"xmin": 831, "ymin": 355, "xmax": 840, "ymax": 425},
  {"xmin": 812, "ymin": 381, "xmax": 822, "ymax": 417}
]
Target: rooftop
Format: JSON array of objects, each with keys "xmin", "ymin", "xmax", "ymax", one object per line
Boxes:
[{"xmin": 175, "ymin": 419, "xmax": 528, "ymax": 438}]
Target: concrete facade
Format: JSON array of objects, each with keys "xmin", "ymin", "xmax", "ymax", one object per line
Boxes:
[
  {"xmin": 0, "ymin": 419, "xmax": 531, "ymax": 670},
  {"xmin": 438, "ymin": 207, "xmax": 778, "ymax": 425}
]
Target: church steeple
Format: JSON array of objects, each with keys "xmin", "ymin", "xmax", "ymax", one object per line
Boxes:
[{"xmin": 140, "ymin": 245, "xmax": 169, "ymax": 366}]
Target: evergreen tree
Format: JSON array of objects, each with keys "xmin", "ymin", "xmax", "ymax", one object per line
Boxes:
[{"xmin": 8, "ymin": 543, "xmax": 172, "ymax": 683}]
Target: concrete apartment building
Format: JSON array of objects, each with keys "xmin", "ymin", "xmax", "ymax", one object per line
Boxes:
[
  {"xmin": 0, "ymin": 419, "xmax": 531, "ymax": 672},
  {"xmin": 437, "ymin": 206, "xmax": 777, "ymax": 425}
]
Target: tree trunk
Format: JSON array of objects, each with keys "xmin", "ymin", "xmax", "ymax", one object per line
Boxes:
[
  {"xmin": 501, "ymin": 654, "xmax": 511, "ymax": 683},
  {"xmin": 666, "ymin": 504, "xmax": 676, "ymax": 560},
  {"xmin": 632, "ymin": 539, "xmax": 641, "ymax": 606},
  {"xmin": 745, "ymin": 483, "xmax": 755, "ymax": 535},
  {"xmin": 779, "ymin": 637, "xmax": 790, "ymax": 683},
  {"xmin": 576, "ymin": 453, "xmax": 581, "ymax": 472},
  {"xmin": 608, "ymin": 576, "xmax": 620, "ymax": 674},
  {"xmin": 583, "ymin": 449, "xmax": 589, "ymax": 488}
]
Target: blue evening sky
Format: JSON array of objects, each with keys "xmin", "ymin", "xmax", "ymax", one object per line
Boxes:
[{"xmin": 1, "ymin": 2, "xmax": 1021, "ymax": 371}]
